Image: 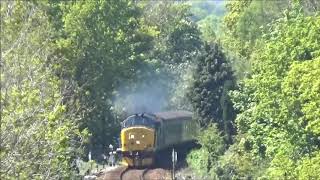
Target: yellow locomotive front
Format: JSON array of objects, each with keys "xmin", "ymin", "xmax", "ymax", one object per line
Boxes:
[{"xmin": 120, "ymin": 114, "xmax": 157, "ymax": 167}]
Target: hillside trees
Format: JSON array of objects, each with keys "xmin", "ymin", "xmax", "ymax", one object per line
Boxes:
[
  {"xmin": 185, "ymin": 42, "xmax": 236, "ymax": 178},
  {"xmin": 1, "ymin": 1, "xmax": 86, "ymax": 179},
  {"xmin": 140, "ymin": 1, "xmax": 202, "ymax": 65},
  {"xmin": 189, "ymin": 1, "xmax": 226, "ymax": 43},
  {"xmin": 223, "ymin": 0, "xmax": 288, "ymax": 81},
  {"xmin": 3, "ymin": 0, "xmax": 319, "ymax": 179},
  {"xmin": 188, "ymin": 43, "xmax": 235, "ymax": 138},
  {"xmin": 115, "ymin": 1, "xmax": 203, "ymax": 112},
  {"xmin": 1, "ymin": 1, "xmax": 205, "ymax": 177},
  {"xmin": 186, "ymin": 1, "xmax": 320, "ymax": 179},
  {"xmin": 187, "ymin": 124, "xmax": 225, "ymax": 178},
  {"xmin": 223, "ymin": 0, "xmax": 289, "ymax": 59},
  {"xmin": 229, "ymin": 4, "xmax": 320, "ymax": 178},
  {"xmin": 54, "ymin": 0, "xmax": 153, "ymax": 153},
  {"xmin": 48, "ymin": 0, "xmax": 203, "ymax": 155},
  {"xmin": 222, "ymin": 0, "xmax": 320, "ymax": 80}
]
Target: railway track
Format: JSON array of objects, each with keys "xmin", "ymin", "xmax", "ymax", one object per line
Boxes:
[
  {"xmin": 140, "ymin": 168, "xmax": 150, "ymax": 180},
  {"xmin": 97, "ymin": 166, "xmax": 128, "ymax": 180},
  {"xmin": 119, "ymin": 166, "xmax": 130, "ymax": 180},
  {"xmin": 98, "ymin": 166, "xmax": 169, "ymax": 180},
  {"xmin": 120, "ymin": 167, "xmax": 150, "ymax": 180}
]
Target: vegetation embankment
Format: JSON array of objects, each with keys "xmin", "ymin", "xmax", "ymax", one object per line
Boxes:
[
  {"xmin": 1, "ymin": 0, "xmax": 319, "ymax": 179},
  {"xmin": 187, "ymin": 0, "xmax": 320, "ymax": 179}
]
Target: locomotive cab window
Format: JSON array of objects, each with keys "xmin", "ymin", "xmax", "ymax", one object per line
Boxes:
[{"xmin": 122, "ymin": 115, "xmax": 155, "ymax": 129}]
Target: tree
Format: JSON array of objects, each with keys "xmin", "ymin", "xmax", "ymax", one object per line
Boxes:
[
  {"xmin": 115, "ymin": 1, "xmax": 203, "ymax": 112},
  {"xmin": 54, "ymin": 0, "xmax": 149, "ymax": 153},
  {"xmin": 140, "ymin": 1, "xmax": 202, "ymax": 65},
  {"xmin": 187, "ymin": 124, "xmax": 225, "ymax": 179},
  {"xmin": 188, "ymin": 1, "xmax": 320, "ymax": 179},
  {"xmin": 1, "ymin": 1, "xmax": 86, "ymax": 179},
  {"xmin": 230, "ymin": 3, "xmax": 320, "ymax": 178},
  {"xmin": 188, "ymin": 43, "xmax": 235, "ymax": 139},
  {"xmin": 222, "ymin": 0, "xmax": 291, "ymax": 80},
  {"xmin": 188, "ymin": 1, "xmax": 226, "ymax": 43},
  {"xmin": 197, "ymin": 14, "xmax": 220, "ymax": 43}
]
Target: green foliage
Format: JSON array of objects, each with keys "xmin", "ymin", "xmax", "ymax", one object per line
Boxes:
[
  {"xmin": 3, "ymin": 0, "xmax": 320, "ymax": 178},
  {"xmin": 55, "ymin": 0, "xmax": 148, "ymax": 151},
  {"xmin": 186, "ymin": 43, "xmax": 236, "ymax": 179},
  {"xmin": 296, "ymin": 150, "xmax": 320, "ymax": 180},
  {"xmin": 222, "ymin": 0, "xmax": 300, "ymax": 58},
  {"xmin": 222, "ymin": 0, "xmax": 290, "ymax": 80},
  {"xmin": 187, "ymin": 124, "xmax": 225, "ymax": 178},
  {"xmin": 197, "ymin": 14, "xmax": 220, "ymax": 42},
  {"xmin": 223, "ymin": 0, "xmax": 254, "ymax": 58},
  {"xmin": 46, "ymin": 0, "xmax": 203, "ymax": 155},
  {"xmin": 282, "ymin": 58, "xmax": 320, "ymax": 136},
  {"xmin": 188, "ymin": 43, "xmax": 235, "ymax": 137},
  {"xmin": 237, "ymin": 7, "xmax": 320, "ymax": 154},
  {"xmin": 1, "ymin": 1, "xmax": 86, "ymax": 179},
  {"xmin": 266, "ymin": 143, "xmax": 298, "ymax": 179},
  {"xmin": 119, "ymin": 1, "xmax": 203, "ymax": 112},
  {"xmin": 222, "ymin": 0, "xmax": 320, "ymax": 80},
  {"xmin": 188, "ymin": 1, "xmax": 226, "ymax": 43},
  {"xmin": 187, "ymin": 147, "xmax": 210, "ymax": 178},
  {"xmin": 141, "ymin": 1, "xmax": 202, "ymax": 65},
  {"xmin": 188, "ymin": 1, "xmax": 217, "ymax": 22},
  {"xmin": 212, "ymin": 138, "xmax": 269, "ymax": 179},
  {"xmin": 188, "ymin": 1, "xmax": 226, "ymax": 21},
  {"xmin": 229, "ymin": 2, "xmax": 320, "ymax": 178},
  {"xmin": 267, "ymin": 143, "xmax": 320, "ymax": 179}
]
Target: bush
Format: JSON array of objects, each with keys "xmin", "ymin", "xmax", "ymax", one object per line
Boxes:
[{"xmin": 187, "ymin": 124, "xmax": 225, "ymax": 178}]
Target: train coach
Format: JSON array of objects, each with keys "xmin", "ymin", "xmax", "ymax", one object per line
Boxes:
[{"xmin": 119, "ymin": 111, "xmax": 198, "ymax": 167}]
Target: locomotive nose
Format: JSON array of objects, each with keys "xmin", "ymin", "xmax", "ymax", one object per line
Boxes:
[
  {"xmin": 121, "ymin": 127, "xmax": 155, "ymax": 152},
  {"xmin": 128, "ymin": 133, "xmax": 144, "ymax": 146}
]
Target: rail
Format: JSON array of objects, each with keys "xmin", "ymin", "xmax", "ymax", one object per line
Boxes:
[
  {"xmin": 119, "ymin": 166, "xmax": 130, "ymax": 180},
  {"xmin": 140, "ymin": 168, "xmax": 150, "ymax": 180}
]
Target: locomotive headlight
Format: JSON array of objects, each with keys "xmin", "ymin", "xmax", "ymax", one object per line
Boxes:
[{"xmin": 136, "ymin": 140, "xmax": 140, "ymax": 144}]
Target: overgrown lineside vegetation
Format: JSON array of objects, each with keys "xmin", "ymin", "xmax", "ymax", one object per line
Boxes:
[
  {"xmin": 1, "ymin": 1, "xmax": 202, "ymax": 178},
  {"xmin": 1, "ymin": 2, "xmax": 87, "ymax": 179},
  {"xmin": 187, "ymin": 0, "xmax": 320, "ymax": 179},
  {"xmin": 1, "ymin": 0, "xmax": 319, "ymax": 179}
]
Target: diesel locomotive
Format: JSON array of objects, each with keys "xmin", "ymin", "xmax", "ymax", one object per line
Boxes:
[{"xmin": 119, "ymin": 111, "xmax": 198, "ymax": 167}]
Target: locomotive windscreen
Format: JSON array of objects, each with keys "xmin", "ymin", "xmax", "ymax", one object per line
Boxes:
[{"xmin": 122, "ymin": 115, "xmax": 156, "ymax": 129}]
